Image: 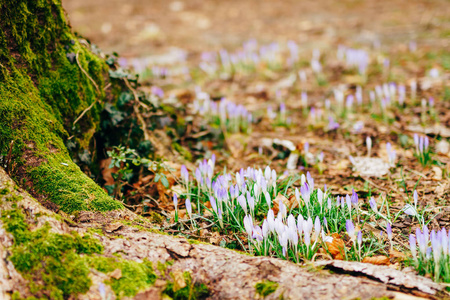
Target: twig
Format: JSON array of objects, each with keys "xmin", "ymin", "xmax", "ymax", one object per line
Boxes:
[
  {"xmin": 73, "ymin": 99, "xmax": 99, "ymax": 125},
  {"xmin": 73, "ymin": 50, "xmax": 101, "ymax": 125},
  {"xmin": 6, "ymin": 140, "xmax": 14, "ymax": 173},
  {"xmin": 75, "ymin": 51, "xmax": 100, "ymax": 93}
]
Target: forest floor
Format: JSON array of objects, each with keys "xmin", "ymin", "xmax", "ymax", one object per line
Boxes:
[{"xmin": 61, "ymin": 0, "xmax": 450, "ymax": 296}]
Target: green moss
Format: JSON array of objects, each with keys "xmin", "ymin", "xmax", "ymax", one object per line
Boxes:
[
  {"xmin": 164, "ymin": 271, "xmax": 210, "ymax": 300},
  {"xmin": 0, "ymin": 204, "xmax": 162, "ymax": 299},
  {"xmin": 86, "ymin": 256, "xmax": 157, "ymax": 298},
  {"xmin": 172, "ymin": 142, "xmax": 193, "ymax": 161},
  {"xmin": 255, "ymin": 280, "xmax": 278, "ymax": 298},
  {"xmin": 0, "ymin": 0, "xmax": 121, "ymax": 213},
  {"xmin": 0, "ymin": 207, "xmax": 102, "ymax": 299}
]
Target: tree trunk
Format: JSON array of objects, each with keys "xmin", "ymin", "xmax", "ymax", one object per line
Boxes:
[{"xmin": 0, "ymin": 0, "xmax": 121, "ymax": 214}]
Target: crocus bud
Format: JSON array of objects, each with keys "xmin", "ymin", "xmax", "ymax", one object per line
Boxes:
[{"xmin": 186, "ymin": 198, "xmax": 192, "ymax": 217}]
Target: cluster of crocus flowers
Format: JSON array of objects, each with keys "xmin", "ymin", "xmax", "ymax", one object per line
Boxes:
[
  {"xmin": 192, "ymin": 91, "xmax": 252, "ymax": 133},
  {"xmin": 386, "ymin": 142, "xmax": 397, "ymax": 167},
  {"xmin": 413, "ymin": 134, "xmax": 431, "ymax": 166},
  {"xmin": 409, "ymin": 226, "xmax": 450, "ymax": 282}
]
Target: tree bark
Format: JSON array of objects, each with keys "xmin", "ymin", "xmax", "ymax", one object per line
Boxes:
[{"xmin": 0, "ymin": 0, "xmax": 121, "ymax": 214}]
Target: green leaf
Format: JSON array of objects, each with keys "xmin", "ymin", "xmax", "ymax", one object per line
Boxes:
[{"xmin": 161, "ymin": 175, "xmax": 169, "ymax": 188}]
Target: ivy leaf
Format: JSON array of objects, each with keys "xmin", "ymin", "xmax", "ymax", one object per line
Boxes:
[{"xmin": 161, "ymin": 175, "xmax": 169, "ymax": 188}]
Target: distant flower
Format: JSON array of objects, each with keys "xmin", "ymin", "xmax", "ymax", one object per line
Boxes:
[
  {"xmin": 173, "ymin": 193, "xmax": 178, "ymax": 207},
  {"xmin": 186, "ymin": 198, "xmax": 192, "ymax": 217},
  {"xmin": 369, "ymin": 197, "xmax": 377, "ymax": 213},
  {"xmin": 357, "ymin": 231, "xmax": 362, "ymax": 246},
  {"xmin": 403, "ymin": 204, "xmax": 416, "ymax": 216},
  {"xmin": 386, "ymin": 222, "xmax": 392, "ymax": 241}
]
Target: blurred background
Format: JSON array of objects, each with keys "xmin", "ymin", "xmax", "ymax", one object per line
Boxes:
[{"xmin": 63, "ymin": 0, "xmax": 449, "ymax": 58}]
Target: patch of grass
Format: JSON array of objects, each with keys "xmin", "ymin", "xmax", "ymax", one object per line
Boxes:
[{"xmin": 255, "ymin": 280, "xmax": 278, "ymax": 297}]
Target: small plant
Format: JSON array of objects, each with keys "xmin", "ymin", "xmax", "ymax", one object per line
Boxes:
[
  {"xmin": 107, "ymin": 146, "xmax": 171, "ymax": 198},
  {"xmin": 408, "ymin": 225, "xmax": 450, "ymax": 284},
  {"xmin": 413, "ymin": 134, "xmax": 431, "ymax": 166}
]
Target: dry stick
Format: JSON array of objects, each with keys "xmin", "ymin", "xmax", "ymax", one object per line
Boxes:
[
  {"xmin": 5, "ymin": 140, "xmax": 14, "ymax": 173},
  {"xmin": 75, "ymin": 50, "xmax": 100, "ymax": 93},
  {"xmin": 73, "ymin": 50, "xmax": 103, "ymax": 126}
]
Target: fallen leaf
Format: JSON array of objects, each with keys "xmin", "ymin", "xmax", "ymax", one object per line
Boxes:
[
  {"xmin": 362, "ymin": 255, "xmax": 390, "ymax": 266},
  {"xmin": 272, "ymin": 193, "xmax": 291, "ymax": 215},
  {"xmin": 209, "ymin": 231, "xmax": 222, "ymax": 245},
  {"xmin": 108, "ymin": 268, "xmax": 122, "ymax": 280},
  {"xmin": 389, "ymin": 249, "xmax": 407, "ymax": 262},
  {"xmin": 326, "ymin": 233, "xmax": 346, "ymax": 260}
]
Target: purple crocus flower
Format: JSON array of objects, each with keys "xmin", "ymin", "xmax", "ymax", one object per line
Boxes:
[
  {"xmin": 210, "ymin": 196, "xmax": 217, "ymax": 213},
  {"xmin": 180, "ymin": 165, "xmax": 189, "ymax": 183},
  {"xmin": 306, "ymin": 172, "xmax": 314, "ymax": 191},
  {"xmin": 409, "ymin": 234, "xmax": 417, "ymax": 260},
  {"xmin": 369, "ymin": 197, "xmax": 377, "ymax": 212},
  {"xmin": 262, "ymin": 219, "xmax": 269, "ymax": 239},
  {"xmin": 237, "ymin": 195, "xmax": 247, "ymax": 214},
  {"xmin": 386, "ymin": 223, "xmax": 392, "ymax": 241},
  {"xmin": 300, "ymin": 183, "xmax": 310, "ymax": 206},
  {"xmin": 243, "ymin": 215, "xmax": 253, "ymax": 237},
  {"xmin": 252, "ymin": 225, "xmax": 263, "ymax": 242},
  {"xmin": 186, "ymin": 198, "xmax": 192, "ymax": 217},
  {"xmin": 351, "ymin": 189, "xmax": 358, "ymax": 205},
  {"xmin": 346, "ymin": 220, "xmax": 355, "ymax": 241},
  {"xmin": 357, "ymin": 231, "xmax": 362, "ymax": 246},
  {"xmin": 413, "ymin": 190, "xmax": 418, "ymax": 207},
  {"xmin": 173, "ymin": 193, "xmax": 178, "ymax": 207}
]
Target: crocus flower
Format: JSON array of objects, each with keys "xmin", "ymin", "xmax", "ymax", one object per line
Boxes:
[
  {"xmin": 314, "ymin": 216, "xmax": 321, "ymax": 240},
  {"xmin": 237, "ymin": 195, "xmax": 247, "ymax": 214},
  {"xmin": 306, "ymin": 172, "xmax": 314, "ymax": 190},
  {"xmin": 243, "ymin": 215, "xmax": 253, "ymax": 237},
  {"xmin": 357, "ymin": 231, "xmax": 362, "ymax": 246},
  {"xmin": 346, "ymin": 220, "xmax": 355, "ymax": 241},
  {"xmin": 369, "ymin": 197, "xmax": 377, "ymax": 213},
  {"xmin": 267, "ymin": 210, "xmax": 275, "ymax": 232},
  {"xmin": 351, "ymin": 189, "xmax": 358, "ymax": 206},
  {"xmin": 262, "ymin": 219, "xmax": 269, "ymax": 239},
  {"xmin": 413, "ymin": 190, "xmax": 418, "ymax": 208},
  {"xmin": 387, "ymin": 222, "xmax": 392, "ymax": 241},
  {"xmin": 409, "ymin": 234, "xmax": 417, "ymax": 261},
  {"xmin": 317, "ymin": 189, "xmax": 323, "ymax": 208},
  {"xmin": 403, "ymin": 204, "xmax": 416, "ymax": 216},
  {"xmin": 173, "ymin": 193, "xmax": 178, "ymax": 207},
  {"xmin": 186, "ymin": 198, "xmax": 192, "ymax": 217},
  {"xmin": 252, "ymin": 225, "xmax": 263, "ymax": 242},
  {"xmin": 180, "ymin": 165, "xmax": 189, "ymax": 183}
]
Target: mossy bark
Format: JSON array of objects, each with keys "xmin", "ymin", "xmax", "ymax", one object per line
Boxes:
[{"xmin": 0, "ymin": 0, "xmax": 122, "ymax": 213}]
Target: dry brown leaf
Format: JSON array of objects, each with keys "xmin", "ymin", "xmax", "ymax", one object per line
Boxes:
[
  {"xmin": 209, "ymin": 232, "xmax": 222, "ymax": 245},
  {"xmin": 326, "ymin": 233, "xmax": 346, "ymax": 260},
  {"xmin": 108, "ymin": 268, "xmax": 122, "ymax": 280},
  {"xmin": 389, "ymin": 249, "xmax": 407, "ymax": 261},
  {"xmin": 362, "ymin": 255, "xmax": 390, "ymax": 266},
  {"xmin": 273, "ymin": 193, "xmax": 291, "ymax": 215}
]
